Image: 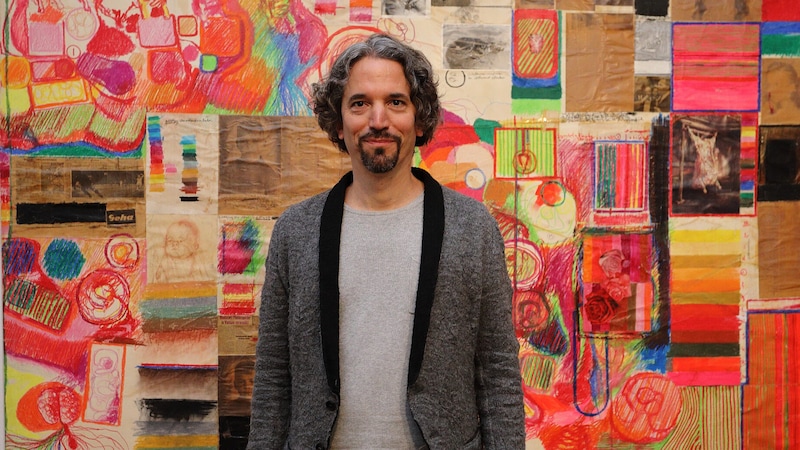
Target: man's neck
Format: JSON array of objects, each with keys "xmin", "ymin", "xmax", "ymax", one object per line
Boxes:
[{"xmin": 344, "ymin": 167, "xmax": 424, "ymax": 211}]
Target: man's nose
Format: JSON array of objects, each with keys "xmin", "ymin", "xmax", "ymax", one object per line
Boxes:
[{"xmin": 369, "ymin": 104, "xmax": 388, "ymax": 129}]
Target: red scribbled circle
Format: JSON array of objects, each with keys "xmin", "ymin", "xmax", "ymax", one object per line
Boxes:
[
  {"xmin": 514, "ymin": 289, "xmax": 549, "ymax": 338},
  {"xmin": 17, "ymin": 382, "xmax": 81, "ymax": 432},
  {"xmin": 76, "ymin": 270, "xmax": 130, "ymax": 325},
  {"xmin": 505, "ymin": 239, "xmax": 544, "ymax": 291},
  {"xmin": 611, "ymin": 372, "xmax": 682, "ymax": 443},
  {"xmin": 104, "ymin": 234, "xmax": 140, "ymax": 269},
  {"xmin": 537, "ymin": 180, "xmax": 566, "ymax": 207}
]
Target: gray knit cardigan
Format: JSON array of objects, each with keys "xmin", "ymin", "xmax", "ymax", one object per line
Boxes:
[{"xmin": 247, "ymin": 168, "xmax": 525, "ymax": 449}]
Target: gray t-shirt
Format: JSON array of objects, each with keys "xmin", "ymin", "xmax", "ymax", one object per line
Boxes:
[{"xmin": 331, "ymin": 193, "xmax": 427, "ymax": 449}]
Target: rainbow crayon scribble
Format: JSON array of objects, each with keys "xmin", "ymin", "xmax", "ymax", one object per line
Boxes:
[{"xmin": 219, "ymin": 219, "xmax": 264, "ymax": 275}]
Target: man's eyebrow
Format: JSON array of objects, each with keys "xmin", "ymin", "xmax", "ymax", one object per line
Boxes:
[
  {"xmin": 345, "ymin": 93, "xmax": 368, "ymax": 103},
  {"xmin": 387, "ymin": 92, "xmax": 411, "ymax": 100},
  {"xmin": 344, "ymin": 92, "xmax": 411, "ymax": 102}
]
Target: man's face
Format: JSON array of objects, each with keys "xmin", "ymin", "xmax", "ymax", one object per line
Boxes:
[{"xmin": 338, "ymin": 56, "xmax": 422, "ymax": 174}]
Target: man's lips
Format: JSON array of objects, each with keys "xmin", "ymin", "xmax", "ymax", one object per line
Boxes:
[
  {"xmin": 360, "ymin": 134, "xmax": 399, "ymax": 147},
  {"xmin": 363, "ymin": 138, "xmax": 395, "ymax": 144}
]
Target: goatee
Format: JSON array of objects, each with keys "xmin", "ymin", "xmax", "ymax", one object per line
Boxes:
[{"xmin": 358, "ymin": 132, "xmax": 401, "ymax": 174}]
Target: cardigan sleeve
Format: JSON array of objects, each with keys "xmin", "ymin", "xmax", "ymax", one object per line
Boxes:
[
  {"xmin": 474, "ymin": 215, "xmax": 526, "ymax": 449},
  {"xmin": 247, "ymin": 216, "xmax": 292, "ymax": 449}
]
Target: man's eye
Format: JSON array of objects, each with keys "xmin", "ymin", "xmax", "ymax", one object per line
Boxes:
[
  {"xmin": 352, "ymin": 101, "xmax": 365, "ymax": 108},
  {"xmin": 391, "ymin": 100, "xmax": 404, "ymax": 106}
]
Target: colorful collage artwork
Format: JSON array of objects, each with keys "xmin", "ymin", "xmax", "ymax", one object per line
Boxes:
[{"xmin": 3, "ymin": 0, "xmax": 800, "ymax": 448}]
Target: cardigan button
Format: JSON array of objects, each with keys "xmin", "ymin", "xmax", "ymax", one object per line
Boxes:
[{"xmin": 325, "ymin": 400, "xmax": 337, "ymax": 411}]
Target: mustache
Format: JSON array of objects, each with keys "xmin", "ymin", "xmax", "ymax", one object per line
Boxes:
[{"xmin": 358, "ymin": 130, "xmax": 401, "ymax": 143}]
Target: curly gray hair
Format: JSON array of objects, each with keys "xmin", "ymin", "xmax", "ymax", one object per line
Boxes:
[{"xmin": 311, "ymin": 33, "xmax": 441, "ymax": 153}]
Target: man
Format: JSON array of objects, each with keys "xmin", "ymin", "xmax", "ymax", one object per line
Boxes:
[{"xmin": 248, "ymin": 33, "xmax": 524, "ymax": 449}]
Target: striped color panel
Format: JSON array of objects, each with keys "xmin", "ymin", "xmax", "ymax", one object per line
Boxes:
[
  {"xmin": 660, "ymin": 386, "xmax": 741, "ymax": 449},
  {"xmin": 743, "ymin": 312, "xmax": 800, "ymax": 448},
  {"xmin": 594, "ymin": 141, "xmax": 648, "ymax": 212},
  {"xmin": 520, "ymin": 353, "xmax": 556, "ymax": 391},
  {"xmin": 4, "ymin": 278, "xmax": 70, "ymax": 331},
  {"xmin": 762, "ymin": 22, "xmax": 800, "ymax": 57},
  {"xmin": 143, "ymin": 282, "xmax": 218, "ymax": 332},
  {"xmin": 1, "ymin": 152, "xmax": 9, "ymax": 235},
  {"xmin": 494, "ymin": 127, "xmax": 556, "ymax": 179},
  {"xmin": 349, "ymin": 0, "xmax": 371, "ymax": 22},
  {"xmin": 740, "ymin": 115, "xmax": 757, "ymax": 214},
  {"xmin": 672, "ymin": 23, "xmax": 760, "ymax": 112},
  {"xmin": 147, "ymin": 116, "xmax": 165, "ymax": 193},
  {"xmin": 180, "ymin": 136, "xmax": 199, "ymax": 202},
  {"xmin": 219, "ymin": 283, "xmax": 257, "ymax": 316},
  {"xmin": 668, "ymin": 227, "xmax": 742, "ymax": 386},
  {"xmin": 140, "ymin": 296, "xmax": 217, "ymax": 321},
  {"xmin": 513, "ymin": 9, "xmax": 558, "ymax": 79}
]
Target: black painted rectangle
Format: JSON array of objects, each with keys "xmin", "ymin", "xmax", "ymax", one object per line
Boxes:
[
  {"xmin": 106, "ymin": 209, "xmax": 136, "ymax": 225},
  {"xmin": 667, "ymin": 342, "xmax": 740, "ymax": 358},
  {"xmin": 635, "ymin": 0, "xmax": 669, "ymax": 16},
  {"xmin": 758, "ymin": 184, "xmax": 800, "ymax": 201},
  {"xmin": 17, "ymin": 203, "xmax": 106, "ymax": 224},
  {"xmin": 764, "ymin": 139, "xmax": 798, "ymax": 184},
  {"xmin": 138, "ymin": 398, "xmax": 217, "ymax": 421}
]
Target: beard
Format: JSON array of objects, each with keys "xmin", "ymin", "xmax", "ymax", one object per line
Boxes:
[{"xmin": 357, "ymin": 131, "xmax": 402, "ymax": 174}]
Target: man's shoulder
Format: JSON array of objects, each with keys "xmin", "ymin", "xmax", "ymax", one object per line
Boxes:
[
  {"xmin": 441, "ymin": 187, "xmax": 494, "ymax": 221},
  {"xmin": 275, "ymin": 189, "xmax": 330, "ymax": 228}
]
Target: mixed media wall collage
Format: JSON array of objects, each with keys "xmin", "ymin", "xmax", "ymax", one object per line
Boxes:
[{"xmin": 3, "ymin": 0, "xmax": 800, "ymax": 448}]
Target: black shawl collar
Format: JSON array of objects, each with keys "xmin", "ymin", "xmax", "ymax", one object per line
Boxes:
[{"xmin": 319, "ymin": 167, "xmax": 445, "ymax": 394}]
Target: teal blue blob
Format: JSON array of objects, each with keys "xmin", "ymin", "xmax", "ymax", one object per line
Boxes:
[
  {"xmin": 42, "ymin": 239, "xmax": 86, "ymax": 280},
  {"xmin": 473, "ymin": 118, "xmax": 501, "ymax": 145}
]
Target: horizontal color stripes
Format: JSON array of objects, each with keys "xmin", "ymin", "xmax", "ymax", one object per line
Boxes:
[
  {"xmin": 673, "ymin": 23, "xmax": 760, "ymax": 112},
  {"xmin": 669, "ymin": 225, "xmax": 742, "ymax": 386},
  {"xmin": 146, "ymin": 282, "xmax": 217, "ymax": 299}
]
